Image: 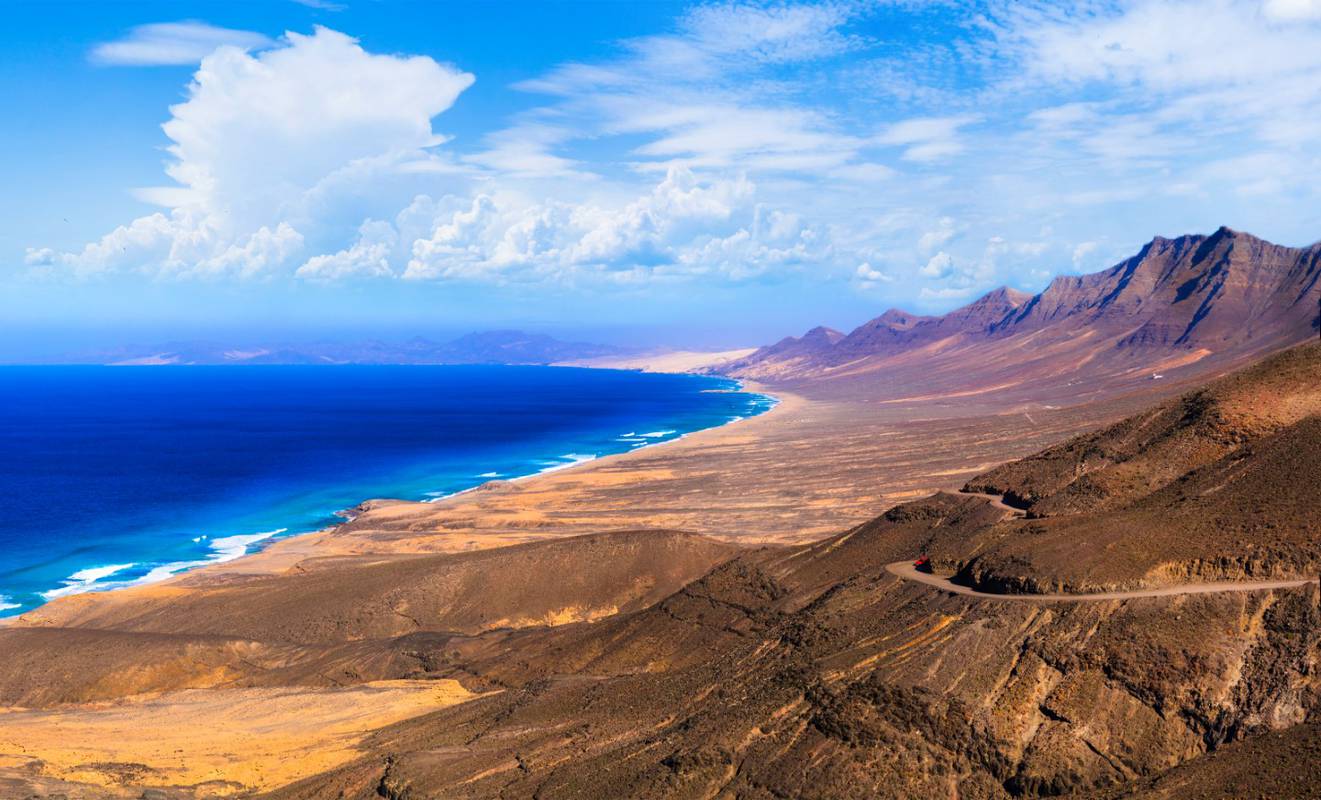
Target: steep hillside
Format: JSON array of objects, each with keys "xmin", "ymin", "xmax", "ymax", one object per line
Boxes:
[
  {"xmin": 13, "ymin": 530, "xmax": 737, "ymax": 645},
  {"xmin": 0, "ymin": 530, "xmax": 737, "ymax": 706},
  {"xmin": 258, "ymin": 344, "xmax": 1321, "ymax": 800},
  {"xmin": 267, "ymin": 495, "xmax": 1321, "ymax": 800},
  {"xmin": 965, "ymin": 341, "xmax": 1321, "ymax": 515},
  {"xmin": 726, "ymin": 228, "xmax": 1320, "ymax": 404},
  {"xmin": 952, "ymin": 341, "xmax": 1321, "ymax": 593}
]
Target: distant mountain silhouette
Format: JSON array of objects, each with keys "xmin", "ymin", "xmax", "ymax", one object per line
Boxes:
[
  {"xmin": 726, "ymin": 228, "xmax": 1321, "ymax": 401},
  {"xmin": 76, "ymin": 330, "xmax": 627, "ymax": 366}
]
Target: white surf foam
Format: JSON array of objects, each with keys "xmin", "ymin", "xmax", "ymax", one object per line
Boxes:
[
  {"xmin": 39, "ymin": 528, "xmax": 289, "ymax": 600},
  {"xmin": 0, "ymin": 596, "xmax": 19, "ymax": 612},
  {"xmin": 477, "ymin": 471, "xmax": 502, "ymax": 478},
  {"xmin": 207, "ymin": 528, "xmax": 287, "ymax": 562},
  {"xmin": 532, "ymin": 452, "xmax": 597, "ymax": 476},
  {"xmin": 68, "ymin": 563, "xmax": 137, "ymax": 583},
  {"xmin": 41, "ymin": 563, "xmax": 137, "ymax": 600},
  {"xmin": 125, "ymin": 527, "xmax": 289, "ymax": 588},
  {"xmin": 638, "ymin": 430, "xmax": 678, "ymax": 438}
]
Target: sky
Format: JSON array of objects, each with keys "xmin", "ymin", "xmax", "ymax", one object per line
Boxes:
[{"xmin": 4, "ymin": 0, "xmax": 1321, "ymax": 354}]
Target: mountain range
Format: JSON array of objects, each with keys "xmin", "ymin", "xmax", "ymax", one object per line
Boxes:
[
  {"xmin": 74, "ymin": 330, "xmax": 628, "ymax": 367},
  {"xmin": 725, "ymin": 228, "xmax": 1321, "ymax": 403}
]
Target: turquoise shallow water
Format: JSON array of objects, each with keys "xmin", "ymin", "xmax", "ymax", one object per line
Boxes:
[{"xmin": 0, "ymin": 365, "xmax": 774, "ymax": 616}]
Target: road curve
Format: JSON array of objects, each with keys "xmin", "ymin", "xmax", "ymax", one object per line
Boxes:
[
  {"xmin": 958, "ymin": 490, "xmax": 1027, "ymax": 518},
  {"xmin": 885, "ymin": 561, "xmax": 1317, "ymax": 602}
]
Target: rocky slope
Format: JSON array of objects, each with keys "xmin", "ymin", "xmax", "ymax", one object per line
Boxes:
[
  {"xmin": 1092, "ymin": 722, "xmax": 1321, "ymax": 799},
  {"xmin": 251, "ymin": 343, "xmax": 1318, "ymax": 799},
  {"xmin": 4, "ymin": 344, "xmax": 1320, "ymax": 799},
  {"xmin": 954, "ymin": 341, "xmax": 1321, "ymax": 592},
  {"xmin": 266, "ymin": 494, "xmax": 1320, "ymax": 799},
  {"xmin": 965, "ymin": 340, "xmax": 1321, "ymax": 516},
  {"xmin": 725, "ymin": 228, "xmax": 1320, "ymax": 404}
]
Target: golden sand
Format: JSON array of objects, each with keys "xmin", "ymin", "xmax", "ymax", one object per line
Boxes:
[{"xmin": 0, "ymin": 679, "xmax": 483, "ymax": 794}]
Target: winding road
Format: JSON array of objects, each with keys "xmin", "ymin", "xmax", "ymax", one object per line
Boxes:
[
  {"xmin": 958, "ymin": 490, "xmax": 1027, "ymax": 518},
  {"xmin": 891, "ymin": 490, "xmax": 1317, "ymax": 601},
  {"xmin": 885, "ymin": 561, "xmax": 1317, "ymax": 603}
]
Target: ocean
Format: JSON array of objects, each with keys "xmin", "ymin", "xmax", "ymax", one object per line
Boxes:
[{"xmin": 0, "ymin": 365, "xmax": 773, "ymax": 616}]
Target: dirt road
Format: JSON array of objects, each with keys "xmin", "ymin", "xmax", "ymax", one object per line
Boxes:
[{"xmin": 886, "ymin": 561, "xmax": 1316, "ymax": 602}]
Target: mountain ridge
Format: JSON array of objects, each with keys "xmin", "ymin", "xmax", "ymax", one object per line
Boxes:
[{"xmin": 724, "ymin": 228, "xmax": 1321, "ymax": 402}]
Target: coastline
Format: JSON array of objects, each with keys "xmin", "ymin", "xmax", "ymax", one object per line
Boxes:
[
  {"xmin": 6, "ymin": 374, "xmax": 783, "ymax": 624},
  {"xmin": 15, "ymin": 358, "xmax": 1156, "ymax": 633},
  {"xmin": 178, "ymin": 377, "xmax": 791, "ymax": 579}
]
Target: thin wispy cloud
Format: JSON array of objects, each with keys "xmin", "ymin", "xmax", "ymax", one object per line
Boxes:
[
  {"xmin": 290, "ymin": 0, "xmax": 347, "ymax": 10},
  {"xmin": 90, "ymin": 21, "xmax": 274, "ymax": 66}
]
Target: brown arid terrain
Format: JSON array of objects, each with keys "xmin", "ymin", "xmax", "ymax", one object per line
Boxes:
[
  {"xmin": 726, "ymin": 228, "xmax": 1320, "ymax": 406},
  {"xmin": 0, "ymin": 229, "xmax": 1318, "ymax": 798}
]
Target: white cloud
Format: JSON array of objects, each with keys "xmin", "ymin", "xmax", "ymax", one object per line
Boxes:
[
  {"xmin": 918, "ymin": 217, "xmax": 957, "ymax": 253},
  {"xmin": 874, "ymin": 115, "xmax": 980, "ymax": 163},
  {"xmin": 1263, "ymin": 0, "xmax": 1321, "ymax": 20},
  {"xmin": 34, "ymin": 0, "xmax": 1321, "ymax": 310},
  {"xmin": 1005, "ymin": 1, "xmax": 1321, "ymax": 90},
  {"xmin": 291, "ymin": 0, "xmax": 347, "ymax": 10},
  {"xmin": 501, "ymin": 1, "xmax": 874, "ymax": 175},
  {"xmin": 919, "ymin": 285, "xmax": 979, "ymax": 301},
  {"xmin": 855, "ymin": 261, "xmax": 894, "ymax": 289},
  {"xmin": 919, "ymin": 251, "xmax": 954, "ymax": 278},
  {"xmin": 1071, "ymin": 241, "xmax": 1099, "ymax": 268},
  {"xmin": 676, "ymin": 2, "xmax": 864, "ymax": 65},
  {"xmin": 296, "ymin": 219, "xmax": 396, "ymax": 280},
  {"xmin": 91, "ymin": 21, "xmax": 274, "ymax": 66},
  {"xmin": 402, "ymin": 168, "xmax": 822, "ymax": 283},
  {"xmin": 50, "ymin": 27, "xmax": 474, "ymax": 279},
  {"xmin": 464, "ymin": 122, "xmax": 586, "ymax": 178},
  {"xmin": 24, "ymin": 247, "xmax": 56, "ymax": 267}
]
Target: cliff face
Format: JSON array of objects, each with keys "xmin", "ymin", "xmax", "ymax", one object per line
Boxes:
[{"xmin": 726, "ymin": 229, "xmax": 1321, "ymax": 403}]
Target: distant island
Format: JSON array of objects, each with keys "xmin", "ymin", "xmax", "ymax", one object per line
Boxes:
[{"xmin": 47, "ymin": 330, "xmax": 633, "ymax": 367}]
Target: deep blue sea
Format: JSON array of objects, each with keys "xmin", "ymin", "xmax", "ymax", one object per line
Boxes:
[{"xmin": 0, "ymin": 366, "xmax": 773, "ymax": 616}]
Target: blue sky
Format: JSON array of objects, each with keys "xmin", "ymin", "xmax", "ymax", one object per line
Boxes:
[{"xmin": 5, "ymin": 0, "xmax": 1321, "ymax": 353}]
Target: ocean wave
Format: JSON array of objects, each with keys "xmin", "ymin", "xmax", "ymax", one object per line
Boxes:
[
  {"xmin": 39, "ymin": 528, "xmax": 289, "ymax": 600},
  {"xmin": 126, "ymin": 527, "xmax": 288, "ymax": 587},
  {"xmin": 533, "ymin": 452, "xmax": 597, "ymax": 476},
  {"xmin": 209, "ymin": 528, "xmax": 287, "ymax": 561},
  {"xmin": 477, "ymin": 471, "xmax": 502, "ymax": 478},
  {"xmin": 41, "ymin": 562, "xmax": 137, "ymax": 600},
  {"xmin": 638, "ymin": 430, "xmax": 678, "ymax": 438},
  {"xmin": 0, "ymin": 596, "xmax": 18, "ymax": 612}
]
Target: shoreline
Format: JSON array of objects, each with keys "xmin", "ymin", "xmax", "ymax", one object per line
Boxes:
[
  {"xmin": 183, "ymin": 377, "xmax": 792, "ymax": 580},
  {"xmin": 6, "ymin": 374, "xmax": 783, "ymax": 624}
]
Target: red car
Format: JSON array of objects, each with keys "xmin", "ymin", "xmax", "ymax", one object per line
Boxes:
[{"xmin": 914, "ymin": 555, "xmax": 932, "ymax": 573}]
